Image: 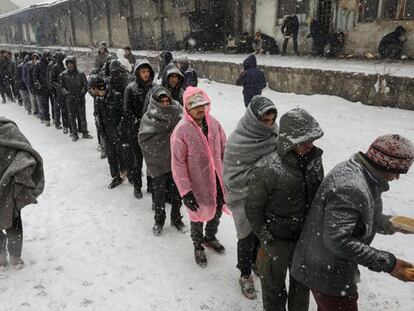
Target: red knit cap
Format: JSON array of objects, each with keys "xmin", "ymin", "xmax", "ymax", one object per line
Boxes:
[{"xmin": 366, "ymin": 134, "xmax": 414, "ymax": 174}]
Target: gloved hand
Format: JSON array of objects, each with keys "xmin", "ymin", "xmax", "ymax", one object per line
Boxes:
[{"xmin": 183, "ymin": 192, "xmax": 199, "ymax": 212}]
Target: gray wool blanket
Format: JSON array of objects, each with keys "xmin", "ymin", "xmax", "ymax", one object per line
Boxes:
[
  {"xmin": 223, "ymin": 107, "xmax": 278, "ymax": 239},
  {"xmin": 138, "ymin": 97, "xmax": 182, "ymax": 178},
  {"xmin": 0, "ymin": 117, "xmax": 45, "ymax": 230}
]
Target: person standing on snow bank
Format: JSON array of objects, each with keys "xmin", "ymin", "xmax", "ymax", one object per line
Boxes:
[
  {"xmin": 139, "ymin": 86, "xmax": 186, "ymax": 236},
  {"xmin": 378, "ymin": 26, "xmax": 407, "ymax": 59},
  {"xmin": 291, "ymin": 134, "xmax": 414, "ymax": 311},
  {"xmin": 236, "ymin": 54, "xmax": 267, "ymax": 108},
  {"xmin": 58, "ymin": 56, "xmax": 93, "ymax": 142},
  {"xmin": 0, "ymin": 117, "xmax": 45, "ymax": 270},
  {"xmin": 176, "ymin": 57, "xmax": 198, "ymax": 90},
  {"xmin": 171, "ymin": 86, "xmax": 227, "ymax": 268},
  {"xmin": 246, "ymin": 108, "xmax": 325, "ymax": 311},
  {"xmin": 120, "ymin": 59, "xmax": 156, "ymax": 199},
  {"xmin": 223, "ymin": 96, "xmax": 278, "ymax": 300}
]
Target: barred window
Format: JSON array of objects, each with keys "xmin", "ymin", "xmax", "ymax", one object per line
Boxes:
[
  {"xmin": 404, "ymin": 0, "xmax": 414, "ymax": 18},
  {"xmin": 277, "ymin": 0, "xmax": 309, "ymax": 18},
  {"xmin": 382, "ymin": 0, "xmax": 399, "ymax": 19},
  {"xmin": 359, "ymin": 0, "xmax": 380, "ymax": 20}
]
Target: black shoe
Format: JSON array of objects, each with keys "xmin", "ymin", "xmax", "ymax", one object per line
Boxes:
[
  {"xmin": 204, "ymin": 238, "xmax": 225, "ymax": 254},
  {"xmin": 194, "ymin": 249, "xmax": 207, "ymax": 268},
  {"xmin": 82, "ymin": 133, "xmax": 93, "ymax": 139},
  {"xmin": 72, "ymin": 134, "xmax": 79, "ymax": 142},
  {"xmin": 171, "ymin": 216, "xmax": 188, "ymax": 233},
  {"xmin": 151, "ymin": 201, "xmax": 156, "ymax": 211},
  {"xmin": 63, "ymin": 127, "xmax": 69, "ymax": 134},
  {"xmin": 55, "ymin": 124, "xmax": 63, "ymax": 130},
  {"xmin": 108, "ymin": 177, "xmax": 123, "ymax": 189},
  {"xmin": 100, "ymin": 150, "xmax": 107, "ymax": 159},
  {"xmin": 134, "ymin": 187, "xmax": 143, "ymax": 199},
  {"xmin": 153, "ymin": 222, "xmax": 164, "ymax": 236}
]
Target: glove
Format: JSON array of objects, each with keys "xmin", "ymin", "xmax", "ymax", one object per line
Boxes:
[{"xmin": 183, "ymin": 192, "xmax": 199, "ymax": 212}]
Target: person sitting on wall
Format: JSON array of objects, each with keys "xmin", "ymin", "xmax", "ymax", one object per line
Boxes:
[
  {"xmin": 324, "ymin": 32, "xmax": 346, "ymax": 58},
  {"xmin": 378, "ymin": 26, "xmax": 407, "ymax": 59},
  {"xmin": 281, "ymin": 15, "xmax": 300, "ymax": 56},
  {"xmin": 253, "ymin": 31, "xmax": 279, "ymax": 55},
  {"xmin": 237, "ymin": 32, "xmax": 255, "ymax": 54}
]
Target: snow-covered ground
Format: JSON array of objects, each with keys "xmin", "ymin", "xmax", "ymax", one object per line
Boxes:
[{"xmin": 0, "ymin": 80, "xmax": 414, "ymax": 311}]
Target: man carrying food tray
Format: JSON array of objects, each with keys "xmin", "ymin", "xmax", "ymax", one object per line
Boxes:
[{"xmin": 291, "ymin": 134, "xmax": 414, "ymax": 311}]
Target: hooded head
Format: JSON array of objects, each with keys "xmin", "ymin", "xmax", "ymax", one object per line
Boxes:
[
  {"xmin": 395, "ymin": 26, "xmax": 406, "ymax": 36},
  {"xmin": 98, "ymin": 41, "xmax": 108, "ymax": 54},
  {"xmin": 65, "ymin": 56, "xmax": 77, "ymax": 71},
  {"xmin": 160, "ymin": 51, "xmax": 173, "ymax": 64},
  {"xmin": 55, "ymin": 51, "xmax": 66, "ymax": 64},
  {"xmin": 134, "ymin": 59, "xmax": 155, "ymax": 84},
  {"xmin": 109, "ymin": 59, "xmax": 122, "ymax": 74},
  {"xmin": 182, "ymin": 86, "xmax": 211, "ymax": 123},
  {"xmin": 277, "ymin": 108, "xmax": 324, "ymax": 156},
  {"xmin": 150, "ymin": 85, "xmax": 174, "ymax": 109},
  {"xmin": 249, "ymin": 96, "xmax": 278, "ymax": 126},
  {"xmin": 162, "ymin": 64, "xmax": 184, "ymax": 89},
  {"xmin": 31, "ymin": 52, "xmax": 40, "ymax": 62},
  {"xmin": 177, "ymin": 56, "xmax": 189, "ymax": 71},
  {"xmin": 243, "ymin": 54, "xmax": 257, "ymax": 70}
]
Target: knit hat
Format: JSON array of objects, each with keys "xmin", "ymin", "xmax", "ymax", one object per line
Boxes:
[
  {"xmin": 249, "ymin": 96, "xmax": 277, "ymax": 119},
  {"xmin": 365, "ymin": 134, "xmax": 414, "ymax": 174}
]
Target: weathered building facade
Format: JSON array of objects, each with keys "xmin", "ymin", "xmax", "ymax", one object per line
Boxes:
[{"xmin": 0, "ymin": 0, "xmax": 413, "ymax": 57}]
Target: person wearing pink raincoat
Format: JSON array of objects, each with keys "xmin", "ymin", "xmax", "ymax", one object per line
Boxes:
[{"xmin": 171, "ymin": 86, "xmax": 227, "ymax": 267}]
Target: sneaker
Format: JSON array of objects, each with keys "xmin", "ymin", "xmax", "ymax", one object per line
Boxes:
[
  {"xmin": 134, "ymin": 187, "xmax": 143, "ymax": 199},
  {"xmin": 108, "ymin": 176, "xmax": 122, "ymax": 189},
  {"xmin": 0, "ymin": 253, "xmax": 7, "ymax": 270},
  {"xmin": 171, "ymin": 217, "xmax": 188, "ymax": 233},
  {"xmin": 9, "ymin": 256, "xmax": 24, "ymax": 270},
  {"xmin": 63, "ymin": 127, "xmax": 69, "ymax": 134},
  {"xmin": 204, "ymin": 239, "xmax": 225, "ymax": 254},
  {"xmin": 194, "ymin": 249, "xmax": 207, "ymax": 268},
  {"xmin": 82, "ymin": 133, "xmax": 93, "ymax": 139},
  {"xmin": 152, "ymin": 222, "xmax": 164, "ymax": 236},
  {"xmin": 239, "ymin": 275, "xmax": 257, "ymax": 299},
  {"xmin": 55, "ymin": 124, "xmax": 63, "ymax": 130},
  {"xmin": 45, "ymin": 121, "xmax": 51, "ymax": 127},
  {"xmin": 72, "ymin": 134, "xmax": 79, "ymax": 142}
]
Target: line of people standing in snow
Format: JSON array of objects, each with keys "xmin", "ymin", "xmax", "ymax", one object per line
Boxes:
[{"xmin": 2, "ymin": 45, "xmax": 414, "ymax": 311}]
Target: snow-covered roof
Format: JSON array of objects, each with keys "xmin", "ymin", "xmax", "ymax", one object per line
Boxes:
[{"xmin": 0, "ymin": 0, "xmax": 70, "ymax": 20}]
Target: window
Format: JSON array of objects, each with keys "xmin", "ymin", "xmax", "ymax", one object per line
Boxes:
[
  {"xmin": 404, "ymin": 0, "xmax": 414, "ymax": 18},
  {"xmin": 359, "ymin": 0, "xmax": 379, "ymax": 21},
  {"xmin": 382, "ymin": 0, "xmax": 399, "ymax": 19},
  {"xmin": 277, "ymin": 0, "xmax": 309, "ymax": 18}
]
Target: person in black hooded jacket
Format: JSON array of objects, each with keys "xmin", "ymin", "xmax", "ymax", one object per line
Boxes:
[
  {"xmin": 58, "ymin": 56, "xmax": 92, "ymax": 142},
  {"xmin": 121, "ymin": 59, "xmax": 156, "ymax": 199},
  {"xmin": 378, "ymin": 26, "xmax": 407, "ymax": 59},
  {"xmin": 17, "ymin": 53, "xmax": 32, "ymax": 114},
  {"xmin": 236, "ymin": 55, "xmax": 267, "ymax": 107},
  {"xmin": 177, "ymin": 57, "xmax": 198, "ymax": 90},
  {"xmin": 161, "ymin": 64, "xmax": 185, "ymax": 105},
  {"xmin": 281, "ymin": 15, "xmax": 300, "ymax": 55},
  {"xmin": 33, "ymin": 50, "xmax": 52, "ymax": 126},
  {"xmin": 157, "ymin": 51, "xmax": 173, "ymax": 80},
  {"xmin": 49, "ymin": 51, "xmax": 69, "ymax": 132}
]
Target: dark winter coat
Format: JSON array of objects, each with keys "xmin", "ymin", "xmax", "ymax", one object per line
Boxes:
[
  {"xmin": 95, "ymin": 87, "xmax": 123, "ymax": 143},
  {"xmin": 261, "ymin": 33, "xmax": 279, "ymax": 54},
  {"xmin": 245, "ymin": 108, "xmax": 324, "ymax": 242},
  {"xmin": 138, "ymin": 86, "xmax": 182, "ymax": 178},
  {"xmin": 0, "ymin": 117, "xmax": 44, "ymax": 231},
  {"xmin": 125, "ymin": 53, "xmax": 136, "ymax": 66},
  {"xmin": 281, "ymin": 15, "xmax": 299, "ymax": 36},
  {"xmin": 161, "ymin": 64, "xmax": 184, "ymax": 105},
  {"xmin": 22, "ymin": 59, "xmax": 33, "ymax": 91},
  {"xmin": 46, "ymin": 57, "xmax": 56, "ymax": 91},
  {"xmin": 310, "ymin": 20, "xmax": 326, "ymax": 42},
  {"xmin": 122, "ymin": 60, "xmax": 156, "ymax": 136},
  {"xmin": 95, "ymin": 42, "xmax": 109, "ymax": 72},
  {"xmin": 17, "ymin": 59, "xmax": 28, "ymax": 91},
  {"xmin": 378, "ymin": 26, "xmax": 406, "ymax": 58},
  {"xmin": 32, "ymin": 58, "xmax": 49, "ymax": 94},
  {"xmin": 236, "ymin": 55, "xmax": 266, "ymax": 107},
  {"xmin": 178, "ymin": 58, "xmax": 198, "ymax": 89},
  {"xmin": 49, "ymin": 51, "xmax": 66, "ymax": 95},
  {"xmin": 108, "ymin": 59, "xmax": 131, "ymax": 97},
  {"xmin": 58, "ymin": 57, "xmax": 88, "ymax": 102},
  {"xmin": 291, "ymin": 152, "xmax": 398, "ymax": 297}
]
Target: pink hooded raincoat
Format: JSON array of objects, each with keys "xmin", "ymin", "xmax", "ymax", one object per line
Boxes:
[{"xmin": 171, "ymin": 87, "xmax": 228, "ymax": 222}]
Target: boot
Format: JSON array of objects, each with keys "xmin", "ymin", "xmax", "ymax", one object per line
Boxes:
[
  {"xmin": 239, "ymin": 275, "xmax": 257, "ymax": 300},
  {"xmin": 45, "ymin": 120, "xmax": 51, "ymax": 127},
  {"xmin": 152, "ymin": 221, "xmax": 164, "ymax": 236},
  {"xmin": 82, "ymin": 133, "xmax": 93, "ymax": 139},
  {"xmin": 108, "ymin": 176, "xmax": 122, "ymax": 189},
  {"xmin": 204, "ymin": 238, "xmax": 225, "ymax": 254},
  {"xmin": 55, "ymin": 124, "xmax": 63, "ymax": 130},
  {"xmin": 100, "ymin": 149, "xmax": 107, "ymax": 159},
  {"xmin": 9, "ymin": 256, "xmax": 24, "ymax": 270},
  {"xmin": 72, "ymin": 134, "xmax": 79, "ymax": 142},
  {"xmin": 63, "ymin": 127, "xmax": 69, "ymax": 134},
  {"xmin": 0, "ymin": 253, "xmax": 7, "ymax": 270},
  {"xmin": 171, "ymin": 216, "xmax": 188, "ymax": 233},
  {"xmin": 134, "ymin": 186, "xmax": 143, "ymax": 199},
  {"xmin": 194, "ymin": 249, "xmax": 207, "ymax": 268}
]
